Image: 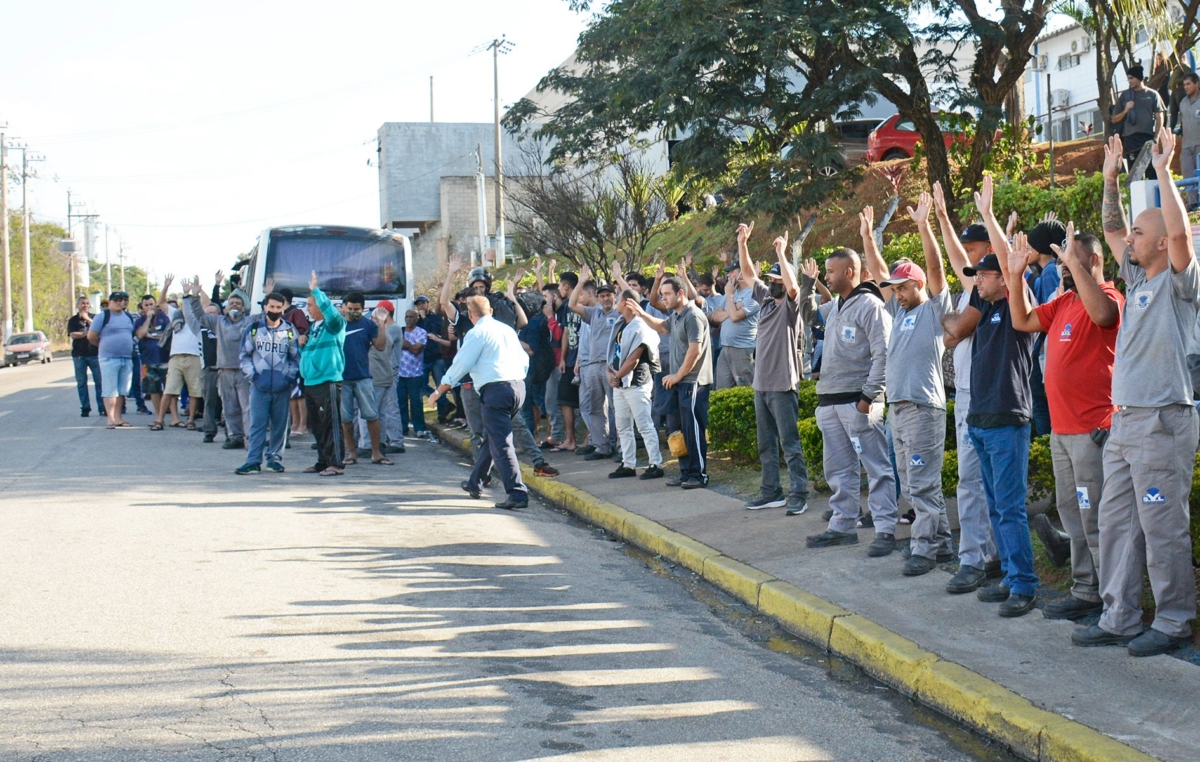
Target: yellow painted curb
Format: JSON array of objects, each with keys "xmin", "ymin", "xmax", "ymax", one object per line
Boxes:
[
  {"xmin": 829, "ymin": 615, "xmax": 938, "ymax": 696},
  {"xmin": 1039, "ymin": 718, "xmax": 1160, "ymax": 762},
  {"xmin": 758, "ymin": 580, "xmax": 850, "ymax": 650},
  {"xmin": 620, "ymin": 515, "xmax": 721, "ymax": 571},
  {"xmin": 700, "ymin": 555, "xmax": 774, "ymax": 607}
]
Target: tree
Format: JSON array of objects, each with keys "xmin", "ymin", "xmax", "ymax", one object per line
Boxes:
[{"xmin": 505, "ymin": 0, "xmax": 1053, "ymax": 228}]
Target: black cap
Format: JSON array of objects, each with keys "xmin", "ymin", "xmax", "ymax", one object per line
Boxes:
[
  {"xmin": 962, "ymin": 253, "xmax": 1002, "ymax": 276},
  {"xmin": 724, "ymin": 262, "xmax": 741, "ymax": 273},
  {"xmin": 414, "ymin": 295, "xmax": 429, "ymax": 304},
  {"xmin": 1028, "ymin": 220, "xmax": 1068, "ymax": 257},
  {"xmin": 108, "ymin": 290, "xmax": 129, "ymax": 300},
  {"xmin": 596, "ymin": 284, "xmax": 616, "ymax": 294},
  {"xmin": 960, "ymin": 224, "xmax": 990, "ymax": 244},
  {"xmin": 1128, "ymin": 64, "xmax": 1145, "ymax": 81}
]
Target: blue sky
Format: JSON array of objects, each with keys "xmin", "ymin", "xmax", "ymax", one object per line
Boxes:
[{"xmin": 2, "ymin": 0, "xmax": 591, "ymax": 284}]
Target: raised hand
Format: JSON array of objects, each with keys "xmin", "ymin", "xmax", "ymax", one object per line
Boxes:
[
  {"xmin": 858, "ymin": 206, "xmax": 875, "ymax": 241},
  {"xmin": 547, "ymin": 258, "xmax": 557, "ymax": 277},
  {"xmin": 655, "ymin": 261, "xmax": 666, "ymax": 280},
  {"xmin": 1151, "ymin": 126, "xmax": 1175, "ymax": 173},
  {"xmin": 906, "ymin": 192, "xmax": 932, "ymax": 225},
  {"xmin": 514, "ymin": 267, "xmax": 527, "ymax": 285},
  {"xmin": 1050, "ymin": 221, "xmax": 1078, "ymax": 270},
  {"xmin": 931, "ymin": 181, "xmax": 948, "ymax": 217},
  {"xmin": 1103, "ymin": 134, "xmax": 1124, "ymax": 180},
  {"xmin": 532, "ymin": 257, "xmax": 543, "ymax": 278},
  {"xmin": 1005, "ymin": 232, "xmax": 1030, "ymax": 278},
  {"xmin": 215, "ymin": 270, "xmax": 225, "ymax": 288},
  {"xmin": 579, "ymin": 263, "xmax": 592, "ymax": 283},
  {"xmin": 447, "ymin": 254, "xmax": 463, "ymax": 275},
  {"xmin": 973, "ymin": 175, "xmax": 994, "ymax": 219},
  {"xmin": 718, "ymin": 248, "xmax": 730, "ymax": 265},
  {"xmin": 611, "ymin": 259, "xmax": 623, "ymax": 280},
  {"xmin": 263, "ymin": 276, "xmax": 274, "ymax": 295},
  {"xmin": 683, "ymin": 251, "xmax": 694, "ymax": 268},
  {"xmin": 192, "ymin": 276, "xmax": 201, "ymax": 295},
  {"xmin": 773, "ymin": 230, "xmax": 789, "ymax": 258},
  {"xmin": 309, "ymin": 270, "xmax": 319, "ymax": 291},
  {"xmin": 736, "ymin": 222, "xmax": 754, "ymax": 247},
  {"xmin": 1041, "ymin": 211, "xmax": 1059, "ymax": 223},
  {"xmin": 801, "ymin": 257, "xmax": 820, "ymax": 280},
  {"xmin": 163, "ymin": 273, "xmax": 175, "ymax": 291},
  {"xmin": 1006, "ymin": 211, "xmax": 1019, "ymax": 241}
]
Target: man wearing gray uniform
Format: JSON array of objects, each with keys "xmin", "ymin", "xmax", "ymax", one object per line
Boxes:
[
  {"xmin": 860, "ymin": 196, "xmax": 953, "ymax": 575},
  {"xmin": 571, "ymin": 266, "xmax": 622, "ymax": 461},
  {"xmin": 182, "ymin": 276, "xmax": 251, "ymax": 447},
  {"xmin": 709, "ymin": 255, "xmax": 762, "ymax": 389},
  {"xmin": 805, "ymin": 245, "xmax": 898, "ymax": 557},
  {"xmin": 1073, "ymin": 131, "xmax": 1200, "ymax": 656},
  {"xmin": 933, "ymin": 183, "xmax": 1001, "ymax": 593}
]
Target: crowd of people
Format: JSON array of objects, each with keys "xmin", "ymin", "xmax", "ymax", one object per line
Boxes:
[{"xmin": 68, "ymin": 128, "xmax": 1197, "ymax": 658}]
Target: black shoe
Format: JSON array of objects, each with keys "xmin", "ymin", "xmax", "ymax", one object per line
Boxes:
[
  {"xmin": 680, "ymin": 478, "xmax": 705, "ymax": 490},
  {"xmin": 534, "ymin": 463, "xmax": 560, "ymax": 477},
  {"xmin": 1128, "ymin": 628, "xmax": 1192, "ymax": 657},
  {"xmin": 902, "ymin": 545, "xmax": 955, "ymax": 563},
  {"xmin": 81, "ymin": 409, "xmax": 90, "ymax": 418},
  {"xmin": 460, "ymin": 480, "xmax": 481, "ymax": 500},
  {"xmin": 785, "ymin": 497, "xmax": 808, "ymax": 516},
  {"xmin": 999, "ymin": 593, "xmax": 1037, "ymax": 618},
  {"xmin": 576, "ymin": 445, "xmax": 596, "ymax": 456},
  {"xmin": 821, "ymin": 508, "xmax": 834, "ymax": 521},
  {"xmin": 1042, "ymin": 596, "xmax": 1103, "ymax": 621},
  {"xmin": 222, "ymin": 438, "xmax": 245, "ymax": 450},
  {"xmin": 806, "ymin": 529, "xmax": 859, "ymax": 548},
  {"xmin": 946, "ymin": 565, "xmax": 988, "ymax": 594},
  {"xmin": 1031, "ymin": 513, "xmax": 1072, "ymax": 568},
  {"xmin": 611, "ymin": 449, "xmax": 623, "ymax": 461},
  {"xmin": 584, "ymin": 450, "xmax": 611, "ymax": 461},
  {"xmin": 903, "ymin": 555, "xmax": 939, "ymax": 577},
  {"xmin": 383, "ymin": 444, "xmax": 405, "ymax": 454},
  {"xmin": 977, "ymin": 584, "xmax": 1011, "ymax": 603},
  {"xmin": 609, "ymin": 465, "xmax": 637, "ymax": 478},
  {"xmin": 983, "ymin": 559, "xmax": 1004, "ymax": 579},
  {"xmin": 856, "ymin": 511, "xmax": 874, "ymax": 529},
  {"xmin": 482, "ymin": 475, "xmax": 493, "ymax": 488},
  {"xmin": 867, "ymin": 533, "xmax": 896, "ymax": 557},
  {"xmin": 746, "ymin": 492, "xmax": 786, "ymax": 511},
  {"xmin": 1071, "ymin": 624, "xmax": 1139, "ymax": 648},
  {"xmin": 639, "ymin": 465, "xmax": 664, "ymax": 480},
  {"xmin": 665, "ymin": 476, "xmax": 684, "ymax": 487},
  {"xmin": 495, "ymin": 497, "xmax": 529, "ymax": 510},
  {"xmin": 203, "ymin": 433, "xmax": 216, "ymax": 443}
]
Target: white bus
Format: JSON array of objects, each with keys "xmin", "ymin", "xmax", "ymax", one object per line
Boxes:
[{"xmin": 235, "ymin": 225, "xmax": 413, "ymax": 313}]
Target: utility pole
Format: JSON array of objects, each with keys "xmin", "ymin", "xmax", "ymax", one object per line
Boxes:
[
  {"xmin": 475, "ymin": 143, "xmax": 488, "ymax": 267},
  {"xmin": 487, "ymin": 36, "xmax": 514, "ymax": 267},
  {"xmin": 21, "ymin": 148, "xmax": 43, "ymax": 332},
  {"xmin": 104, "ymin": 224, "xmax": 111, "ymax": 296},
  {"xmin": 118, "ymin": 239, "xmax": 126, "ymax": 291},
  {"xmin": 1, "ymin": 130, "xmax": 12, "ymax": 344},
  {"xmin": 1047, "ymin": 72, "xmax": 1055, "ymax": 189},
  {"xmin": 430, "ymin": 76, "xmax": 435, "ymax": 122}
]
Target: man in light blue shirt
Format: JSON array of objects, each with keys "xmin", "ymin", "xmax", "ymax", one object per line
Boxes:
[
  {"xmin": 431, "ymin": 296, "xmax": 531, "ymax": 509},
  {"xmin": 709, "ymin": 262, "xmax": 762, "ymax": 388}
]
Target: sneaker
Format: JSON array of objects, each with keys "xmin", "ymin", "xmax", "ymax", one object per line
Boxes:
[
  {"xmin": 1128, "ymin": 628, "xmax": 1192, "ymax": 657},
  {"xmin": 222, "ymin": 438, "xmax": 245, "ymax": 450},
  {"xmin": 903, "ymin": 555, "xmax": 939, "ymax": 576},
  {"xmin": 416, "ymin": 431, "xmax": 431, "ymax": 440},
  {"xmin": 235, "ymin": 462, "xmax": 261, "ymax": 475},
  {"xmin": 1072, "ymin": 624, "xmax": 1140, "ymax": 648},
  {"xmin": 977, "ymin": 584, "xmax": 1011, "ymax": 603},
  {"xmin": 680, "ymin": 478, "xmax": 705, "ymax": 490},
  {"xmin": 584, "ymin": 450, "xmax": 611, "ymax": 461},
  {"xmin": 265, "ymin": 461, "xmax": 285, "ymax": 473},
  {"xmin": 867, "ymin": 533, "xmax": 896, "ymax": 557},
  {"xmin": 383, "ymin": 444, "xmax": 406, "ymax": 454},
  {"xmin": 745, "ymin": 492, "xmax": 786, "ymax": 511},
  {"xmin": 1042, "ymin": 596, "xmax": 1103, "ymax": 621},
  {"xmin": 785, "ymin": 497, "xmax": 809, "ymax": 516},
  {"xmin": 639, "ymin": 465, "xmax": 664, "ymax": 480},
  {"xmin": 460, "ymin": 480, "xmax": 482, "ymax": 500},
  {"xmin": 576, "ymin": 445, "xmax": 597, "ymax": 456},
  {"xmin": 898, "ymin": 509, "xmax": 916, "ymax": 525},
  {"xmin": 999, "ymin": 593, "xmax": 1037, "ymax": 618},
  {"xmin": 1031, "ymin": 513, "xmax": 1072, "ymax": 568},
  {"xmin": 806, "ymin": 529, "xmax": 859, "ymax": 548},
  {"xmin": 665, "ymin": 476, "xmax": 684, "ymax": 487},
  {"xmin": 946, "ymin": 565, "xmax": 987, "ymax": 594},
  {"xmin": 609, "ymin": 465, "xmax": 637, "ymax": 479},
  {"xmin": 203, "ymin": 433, "xmax": 216, "ymax": 443},
  {"xmin": 81, "ymin": 409, "xmax": 90, "ymax": 418},
  {"xmin": 494, "ymin": 497, "xmax": 530, "ymax": 511},
  {"xmin": 534, "ymin": 463, "xmax": 560, "ymax": 477}
]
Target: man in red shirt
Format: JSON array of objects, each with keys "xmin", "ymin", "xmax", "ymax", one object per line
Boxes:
[{"xmin": 1005, "ymin": 224, "xmax": 1122, "ymax": 621}]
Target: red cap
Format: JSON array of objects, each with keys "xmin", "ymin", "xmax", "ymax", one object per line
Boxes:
[
  {"xmin": 376, "ymin": 299, "xmax": 396, "ymax": 314},
  {"xmin": 881, "ymin": 262, "xmax": 927, "ymax": 287}
]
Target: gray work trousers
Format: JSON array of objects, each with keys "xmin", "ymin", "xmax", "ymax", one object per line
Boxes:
[
  {"xmin": 545, "ymin": 368, "xmax": 566, "ymax": 442},
  {"xmin": 816, "ymin": 401, "xmax": 898, "ymax": 535},
  {"xmin": 1050, "ymin": 432, "xmax": 1104, "ymax": 603},
  {"xmin": 463, "ymin": 382, "xmax": 545, "ymax": 468},
  {"xmin": 755, "ymin": 388, "xmax": 808, "ymax": 500},
  {"xmin": 715, "ymin": 346, "xmax": 755, "ymax": 390},
  {"xmin": 358, "ymin": 382, "xmax": 401, "ymax": 448},
  {"xmin": 580, "ymin": 362, "xmax": 614, "ymax": 454},
  {"xmin": 891, "ymin": 401, "xmax": 952, "ymax": 559},
  {"xmin": 1098, "ymin": 404, "xmax": 1199, "ymax": 638},
  {"xmin": 954, "ymin": 390, "xmax": 997, "ymax": 569},
  {"xmin": 201, "ymin": 367, "xmax": 223, "ymax": 437},
  {"xmin": 218, "ymin": 368, "xmax": 251, "ymax": 440},
  {"xmin": 1183, "ymin": 144, "xmax": 1200, "ymax": 206}
]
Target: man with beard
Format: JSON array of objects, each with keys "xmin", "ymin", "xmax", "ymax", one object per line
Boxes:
[{"xmin": 236, "ymin": 292, "xmax": 301, "ymax": 474}]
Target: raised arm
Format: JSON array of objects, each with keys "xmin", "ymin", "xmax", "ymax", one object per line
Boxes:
[
  {"xmin": 932, "ymin": 182, "xmax": 975, "ymax": 284},
  {"xmin": 909, "ymin": 192, "xmax": 946, "ymax": 297},
  {"xmin": 801, "ymin": 258, "xmax": 832, "ymax": 303},
  {"xmin": 611, "ymin": 259, "xmax": 631, "ymax": 293},
  {"xmin": 736, "ymin": 221, "xmax": 756, "ymax": 282},
  {"xmin": 1003, "ymin": 232, "xmax": 1045, "ymax": 333},
  {"xmin": 159, "ymin": 274, "xmax": 174, "ymax": 308},
  {"xmin": 676, "ymin": 259, "xmax": 704, "ymax": 308},
  {"xmin": 569, "ymin": 264, "xmax": 591, "ymax": 317},
  {"xmin": 1053, "ymin": 222, "xmax": 1120, "ymax": 328},
  {"xmin": 507, "ymin": 268, "xmax": 529, "ymax": 329},
  {"xmin": 441, "ymin": 255, "xmax": 463, "ymax": 323},
  {"xmin": 858, "ymin": 206, "xmax": 890, "ymax": 289},
  {"xmin": 626, "ymin": 298, "xmax": 668, "ymax": 335},
  {"xmin": 774, "ymin": 232, "xmax": 798, "ymax": 299},
  {"xmin": 1150, "ymin": 127, "xmax": 1194, "ymax": 274},
  {"xmin": 648, "ymin": 261, "xmax": 667, "ymax": 312},
  {"xmin": 974, "ymin": 175, "xmax": 1012, "ymax": 264},
  {"xmin": 1101, "ymin": 134, "xmax": 1130, "ymax": 258}
]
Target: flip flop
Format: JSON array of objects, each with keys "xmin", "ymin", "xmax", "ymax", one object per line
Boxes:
[
  {"xmin": 169, "ymin": 422, "xmax": 187, "ymax": 428},
  {"xmin": 114, "ymin": 422, "xmax": 132, "ymax": 428},
  {"xmin": 149, "ymin": 422, "xmax": 164, "ymax": 431},
  {"xmin": 303, "ymin": 466, "xmax": 322, "ymax": 473},
  {"xmin": 372, "ymin": 458, "xmax": 394, "ymax": 466},
  {"xmin": 539, "ymin": 440, "xmax": 560, "ymax": 450},
  {"xmin": 106, "ymin": 423, "xmax": 116, "ymax": 430},
  {"xmin": 343, "ymin": 457, "xmax": 358, "ymax": 466},
  {"xmin": 186, "ymin": 422, "xmax": 197, "ymax": 430},
  {"xmin": 550, "ymin": 445, "xmax": 576, "ymax": 453},
  {"xmin": 319, "ymin": 467, "xmax": 343, "ymax": 476}
]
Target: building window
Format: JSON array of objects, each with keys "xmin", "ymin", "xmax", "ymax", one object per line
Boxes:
[{"xmin": 1057, "ymin": 54, "xmax": 1081, "ymax": 70}]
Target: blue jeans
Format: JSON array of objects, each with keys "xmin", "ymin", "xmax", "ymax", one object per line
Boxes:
[
  {"xmin": 73, "ymin": 356, "xmax": 102, "ymax": 412},
  {"xmin": 424, "ymin": 358, "xmax": 451, "ymax": 420},
  {"xmin": 398, "ymin": 375, "xmax": 426, "ymax": 433},
  {"xmin": 969, "ymin": 423, "xmax": 1039, "ymax": 597},
  {"xmin": 247, "ymin": 386, "xmax": 291, "ymax": 465},
  {"xmin": 521, "ymin": 377, "xmax": 548, "ymax": 437}
]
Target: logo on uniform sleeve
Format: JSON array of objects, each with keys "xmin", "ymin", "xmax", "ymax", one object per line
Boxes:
[
  {"xmin": 1132, "ymin": 290, "xmax": 1154, "ymax": 311},
  {"xmin": 850, "ymin": 435, "xmax": 862, "ymax": 454},
  {"xmin": 900, "ymin": 315, "xmax": 917, "ymax": 332},
  {"xmin": 1142, "ymin": 488, "xmax": 1166, "ymax": 504},
  {"xmin": 910, "ymin": 454, "xmax": 925, "ymax": 467},
  {"xmin": 841, "ymin": 326, "xmax": 857, "ymax": 343},
  {"xmin": 989, "ymin": 312, "xmax": 1001, "ymax": 324},
  {"xmin": 1077, "ymin": 487, "xmax": 1090, "ymax": 510},
  {"xmin": 1060, "ymin": 323, "xmax": 1073, "ymax": 341}
]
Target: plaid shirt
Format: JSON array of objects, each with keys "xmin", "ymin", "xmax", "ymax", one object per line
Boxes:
[{"xmin": 397, "ymin": 326, "xmax": 427, "ymax": 378}]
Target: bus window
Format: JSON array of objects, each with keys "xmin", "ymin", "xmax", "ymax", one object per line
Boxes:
[{"xmin": 265, "ymin": 235, "xmax": 406, "ymax": 299}]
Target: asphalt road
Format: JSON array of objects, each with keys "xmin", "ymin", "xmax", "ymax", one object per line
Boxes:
[{"xmin": 0, "ymin": 361, "xmax": 1009, "ymax": 761}]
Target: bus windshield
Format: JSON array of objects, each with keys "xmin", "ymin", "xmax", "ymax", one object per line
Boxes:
[{"xmin": 265, "ymin": 233, "xmax": 406, "ymax": 299}]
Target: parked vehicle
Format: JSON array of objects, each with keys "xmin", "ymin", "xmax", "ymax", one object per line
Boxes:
[
  {"xmin": 866, "ymin": 113, "xmax": 973, "ymax": 163},
  {"xmin": 818, "ymin": 118, "xmax": 884, "ymax": 176},
  {"xmin": 3, "ymin": 331, "xmax": 52, "ymax": 367}
]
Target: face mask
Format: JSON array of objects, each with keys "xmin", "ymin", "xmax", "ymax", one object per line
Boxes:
[
  {"xmin": 227, "ymin": 309, "xmax": 242, "ymax": 320},
  {"xmin": 347, "ymin": 310, "xmax": 363, "ymax": 322},
  {"xmin": 265, "ymin": 310, "xmax": 283, "ymax": 323},
  {"xmin": 769, "ymin": 283, "xmax": 786, "ymax": 300}
]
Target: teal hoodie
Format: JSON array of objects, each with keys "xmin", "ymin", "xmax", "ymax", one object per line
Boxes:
[{"xmin": 299, "ymin": 288, "xmax": 345, "ymax": 385}]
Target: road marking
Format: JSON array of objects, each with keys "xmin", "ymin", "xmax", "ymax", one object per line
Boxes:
[
  {"xmin": 0, "ymin": 411, "xmax": 10, "ymax": 417},
  {"xmin": 34, "ymin": 395, "xmax": 51, "ymax": 401}
]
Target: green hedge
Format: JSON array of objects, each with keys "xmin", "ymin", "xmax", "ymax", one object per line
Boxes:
[
  {"xmin": 797, "ymin": 417, "xmax": 827, "ymax": 491},
  {"xmin": 708, "ymin": 386, "xmax": 758, "ymax": 463}
]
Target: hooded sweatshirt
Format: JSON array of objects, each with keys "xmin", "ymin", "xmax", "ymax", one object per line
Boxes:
[
  {"xmin": 239, "ymin": 317, "xmax": 301, "ymax": 393},
  {"xmin": 815, "ymin": 280, "xmax": 891, "ymax": 406},
  {"xmin": 183, "ymin": 295, "xmax": 248, "ymax": 370},
  {"xmin": 299, "ymin": 288, "xmax": 345, "ymax": 385}
]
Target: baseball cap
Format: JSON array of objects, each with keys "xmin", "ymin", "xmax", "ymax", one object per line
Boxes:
[
  {"xmin": 414, "ymin": 295, "xmax": 430, "ymax": 304},
  {"xmin": 596, "ymin": 284, "xmax": 616, "ymax": 295},
  {"xmin": 724, "ymin": 262, "xmax": 741, "ymax": 273},
  {"xmin": 376, "ymin": 299, "xmax": 395, "ymax": 315},
  {"xmin": 108, "ymin": 290, "xmax": 129, "ymax": 300},
  {"xmin": 960, "ymin": 224, "xmax": 990, "ymax": 244},
  {"xmin": 1027, "ymin": 220, "xmax": 1068, "ymax": 258},
  {"xmin": 766, "ymin": 262, "xmax": 794, "ymax": 280},
  {"xmin": 881, "ymin": 262, "xmax": 927, "ymax": 287},
  {"xmin": 963, "ymin": 253, "xmax": 1002, "ymax": 276}
]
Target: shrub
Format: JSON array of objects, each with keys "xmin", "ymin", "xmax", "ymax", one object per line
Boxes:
[
  {"xmin": 1028, "ymin": 435, "xmax": 1055, "ymax": 503},
  {"xmin": 708, "ymin": 386, "xmax": 758, "ymax": 462},
  {"xmin": 797, "ymin": 417, "xmax": 827, "ymax": 491},
  {"xmin": 945, "ymin": 400, "xmax": 956, "ymax": 451},
  {"xmin": 942, "ymin": 448, "xmax": 959, "ymax": 496},
  {"xmin": 798, "ymin": 379, "xmax": 818, "ymax": 420}
]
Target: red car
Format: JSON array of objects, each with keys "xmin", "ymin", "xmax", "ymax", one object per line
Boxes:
[
  {"xmin": 3, "ymin": 331, "xmax": 52, "ymax": 367},
  {"xmin": 866, "ymin": 113, "xmax": 971, "ymax": 163}
]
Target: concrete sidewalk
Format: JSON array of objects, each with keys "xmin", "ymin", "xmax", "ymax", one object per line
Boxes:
[{"xmin": 432, "ymin": 421, "xmax": 1199, "ymax": 762}]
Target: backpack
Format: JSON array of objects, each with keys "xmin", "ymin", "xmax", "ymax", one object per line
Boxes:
[
  {"xmin": 524, "ymin": 317, "xmax": 554, "ymax": 385},
  {"xmin": 488, "ymin": 292, "xmax": 519, "ymax": 330},
  {"xmin": 89, "ymin": 309, "xmax": 135, "ymax": 345}
]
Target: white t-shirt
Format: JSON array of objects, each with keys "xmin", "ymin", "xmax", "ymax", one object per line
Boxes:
[
  {"xmin": 168, "ymin": 307, "xmax": 201, "ymax": 357},
  {"xmin": 952, "ymin": 290, "xmax": 973, "ymax": 394}
]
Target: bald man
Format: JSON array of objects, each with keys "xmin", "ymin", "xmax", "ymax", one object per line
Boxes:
[{"xmin": 1071, "ymin": 131, "xmax": 1200, "ymax": 656}]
